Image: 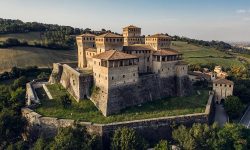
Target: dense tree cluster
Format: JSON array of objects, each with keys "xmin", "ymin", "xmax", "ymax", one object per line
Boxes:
[
  {"xmin": 0, "ymin": 18, "xmax": 120, "ymax": 50},
  {"xmin": 172, "ymin": 123, "xmax": 250, "ymax": 150}
]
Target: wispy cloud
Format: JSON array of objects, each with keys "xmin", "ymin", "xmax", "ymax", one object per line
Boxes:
[{"xmin": 236, "ymin": 9, "xmax": 250, "ymax": 14}]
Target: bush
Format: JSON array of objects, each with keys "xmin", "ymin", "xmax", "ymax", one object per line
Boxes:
[
  {"xmin": 111, "ymin": 127, "xmax": 148, "ymax": 150},
  {"xmin": 154, "ymin": 140, "xmax": 170, "ymax": 150},
  {"xmin": 60, "ymin": 94, "xmax": 72, "ymax": 108},
  {"xmin": 50, "ymin": 125, "xmax": 100, "ymax": 150},
  {"xmin": 224, "ymin": 96, "xmax": 244, "ymax": 119}
]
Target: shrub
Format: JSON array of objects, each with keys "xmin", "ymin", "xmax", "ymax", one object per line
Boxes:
[
  {"xmin": 60, "ymin": 94, "xmax": 72, "ymax": 108},
  {"xmin": 154, "ymin": 140, "xmax": 170, "ymax": 150},
  {"xmin": 224, "ymin": 96, "xmax": 244, "ymax": 119},
  {"xmin": 111, "ymin": 127, "xmax": 148, "ymax": 150}
]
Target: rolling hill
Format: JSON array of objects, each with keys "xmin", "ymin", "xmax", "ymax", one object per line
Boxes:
[{"xmin": 0, "ymin": 32, "xmax": 249, "ymax": 73}]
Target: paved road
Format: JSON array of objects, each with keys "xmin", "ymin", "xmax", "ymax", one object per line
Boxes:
[
  {"xmin": 214, "ymin": 104, "xmax": 228, "ymax": 127},
  {"xmin": 240, "ymin": 106, "xmax": 250, "ymax": 128}
]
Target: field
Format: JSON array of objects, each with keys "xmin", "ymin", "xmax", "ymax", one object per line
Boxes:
[
  {"xmin": 0, "ymin": 32, "xmax": 43, "ymax": 45},
  {"xmin": 0, "ymin": 47, "xmax": 77, "ymax": 73},
  {"xmin": 35, "ymin": 84, "xmax": 209, "ymax": 124},
  {"xmin": 171, "ymin": 41, "xmax": 246, "ymax": 68}
]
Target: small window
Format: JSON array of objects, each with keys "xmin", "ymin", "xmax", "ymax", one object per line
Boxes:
[
  {"xmin": 220, "ymin": 84, "xmax": 222, "ymax": 86},
  {"xmin": 133, "ymin": 73, "xmax": 135, "ymax": 76},
  {"xmin": 215, "ymin": 84, "xmax": 217, "ymax": 86},
  {"xmin": 229, "ymin": 85, "xmax": 231, "ymax": 87},
  {"xmin": 112, "ymin": 77, "xmax": 114, "ymax": 80},
  {"xmin": 123, "ymin": 75, "xmax": 125, "ymax": 78},
  {"xmin": 224, "ymin": 85, "xmax": 227, "ymax": 87}
]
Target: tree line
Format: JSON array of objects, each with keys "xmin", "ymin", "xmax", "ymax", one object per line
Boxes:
[{"xmin": 0, "ymin": 18, "xmax": 120, "ymax": 50}]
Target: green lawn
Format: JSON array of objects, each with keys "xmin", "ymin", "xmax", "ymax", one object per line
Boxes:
[
  {"xmin": 35, "ymin": 84, "xmax": 209, "ymax": 124},
  {"xmin": 171, "ymin": 41, "xmax": 245, "ymax": 68}
]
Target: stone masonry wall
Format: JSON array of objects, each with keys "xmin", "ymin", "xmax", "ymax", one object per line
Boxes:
[
  {"xmin": 92, "ymin": 74, "xmax": 192, "ymax": 116},
  {"xmin": 22, "ymin": 92, "xmax": 214, "ymax": 149},
  {"xmin": 49, "ymin": 62, "xmax": 93, "ymax": 101}
]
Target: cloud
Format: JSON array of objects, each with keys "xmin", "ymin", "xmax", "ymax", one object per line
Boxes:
[{"xmin": 236, "ymin": 9, "xmax": 250, "ymax": 14}]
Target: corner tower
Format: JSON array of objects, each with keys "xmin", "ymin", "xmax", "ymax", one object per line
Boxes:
[
  {"xmin": 123, "ymin": 25, "xmax": 145, "ymax": 46},
  {"xmin": 76, "ymin": 33, "xmax": 95, "ymax": 68}
]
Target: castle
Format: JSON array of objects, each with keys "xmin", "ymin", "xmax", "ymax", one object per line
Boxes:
[{"xmin": 50, "ymin": 25, "xmax": 192, "ymax": 116}]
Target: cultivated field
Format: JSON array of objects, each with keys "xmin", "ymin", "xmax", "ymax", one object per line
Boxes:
[
  {"xmin": 171, "ymin": 41, "xmax": 246, "ymax": 68},
  {"xmin": 0, "ymin": 47, "xmax": 77, "ymax": 73},
  {"xmin": 0, "ymin": 32, "xmax": 43, "ymax": 45}
]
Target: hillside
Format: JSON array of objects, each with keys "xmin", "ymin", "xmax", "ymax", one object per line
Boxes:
[
  {"xmin": 0, "ymin": 36, "xmax": 249, "ymax": 73},
  {"xmin": 0, "ymin": 46, "xmax": 77, "ymax": 73},
  {"xmin": 0, "ymin": 32, "xmax": 43, "ymax": 45},
  {"xmin": 171, "ymin": 41, "xmax": 247, "ymax": 68}
]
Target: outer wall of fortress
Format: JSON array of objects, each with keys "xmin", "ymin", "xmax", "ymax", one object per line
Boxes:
[{"xmin": 22, "ymin": 93, "xmax": 215, "ymax": 149}]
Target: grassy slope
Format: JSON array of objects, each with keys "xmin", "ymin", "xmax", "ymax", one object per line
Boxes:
[
  {"xmin": 171, "ymin": 41, "xmax": 246, "ymax": 68},
  {"xmin": 0, "ymin": 47, "xmax": 76, "ymax": 73},
  {"xmin": 35, "ymin": 84, "xmax": 209, "ymax": 124}
]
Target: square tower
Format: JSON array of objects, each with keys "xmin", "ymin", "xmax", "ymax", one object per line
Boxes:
[
  {"xmin": 95, "ymin": 33, "xmax": 124, "ymax": 54},
  {"xmin": 123, "ymin": 25, "xmax": 145, "ymax": 46},
  {"xmin": 76, "ymin": 33, "xmax": 96, "ymax": 68},
  {"xmin": 146, "ymin": 34, "xmax": 171, "ymax": 50}
]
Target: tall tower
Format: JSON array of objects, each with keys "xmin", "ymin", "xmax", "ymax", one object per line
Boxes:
[
  {"xmin": 145, "ymin": 34, "xmax": 171, "ymax": 50},
  {"xmin": 95, "ymin": 33, "xmax": 123, "ymax": 54},
  {"xmin": 76, "ymin": 33, "xmax": 96, "ymax": 68},
  {"xmin": 123, "ymin": 25, "xmax": 144, "ymax": 46}
]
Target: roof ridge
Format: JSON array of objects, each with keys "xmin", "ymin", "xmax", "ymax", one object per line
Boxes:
[{"xmin": 107, "ymin": 50, "xmax": 117, "ymax": 60}]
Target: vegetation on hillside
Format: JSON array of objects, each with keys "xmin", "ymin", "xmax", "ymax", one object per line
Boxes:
[{"xmin": 0, "ymin": 18, "xmax": 120, "ymax": 50}]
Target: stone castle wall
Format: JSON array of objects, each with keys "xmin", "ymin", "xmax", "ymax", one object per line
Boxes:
[
  {"xmin": 91, "ymin": 73, "xmax": 192, "ymax": 116},
  {"xmin": 49, "ymin": 62, "xmax": 93, "ymax": 101},
  {"xmin": 22, "ymin": 92, "xmax": 214, "ymax": 149}
]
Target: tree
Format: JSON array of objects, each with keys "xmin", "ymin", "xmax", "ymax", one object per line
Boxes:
[
  {"xmin": 12, "ymin": 76, "xmax": 27, "ymax": 90},
  {"xmin": 224, "ymin": 96, "xmax": 244, "ymax": 119},
  {"xmin": 60, "ymin": 94, "xmax": 72, "ymax": 108},
  {"xmin": 0, "ymin": 109, "xmax": 27, "ymax": 145},
  {"xmin": 51, "ymin": 125, "xmax": 99, "ymax": 150},
  {"xmin": 172, "ymin": 125, "xmax": 196, "ymax": 150},
  {"xmin": 154, "ymin": 140, "xmax": 170, "ymax": 150},
  {"xmin": 216, "ymin": 124, "xmax": 248, "ymax": 150},
  {"xmin": 10, "ymin": 87, "xmax": 26, "ymax": 112},
  {"xmin": 111, "ymin": 127, "xmax": 148, "ymax": 150}
]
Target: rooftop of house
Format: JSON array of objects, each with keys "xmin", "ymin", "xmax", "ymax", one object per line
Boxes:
[
  {"xmin": 93, "ymin": 50, "xmax": 138, "ymax": 61},
  {"xmin": 146, "ymin": 33, "xmax": 171, "ymax": 39},
  {"xmin": 123, "ymin": 44, "xmax": 154, "ymax": 51},
  {"xmin": 213, "ymin": 78, "xmax": 234, "ymax": 85},
  {"xmin": 96, "ymin": 33, "xmax": 123, "ymax": 38},
  {"xmin": 153, "ymin": 49, "xmax": 180, "ymax": 56},
  {"xmin": 188, "ymin": 71, "xmax": 211, "ymax": 80},
  {"xmin": 77, "ymin": 33, "xmax": 96, "ymax": 37}
]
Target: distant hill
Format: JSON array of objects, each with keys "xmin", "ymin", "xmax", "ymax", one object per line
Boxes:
[{"xmin": 171, "ymin": 41, "xmax": 247, "ymax": 69}]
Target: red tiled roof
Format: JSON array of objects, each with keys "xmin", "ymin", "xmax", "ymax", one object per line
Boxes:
[{"xmin": 93, "ymin": 50, "xmax": 138, "ymax": 60}]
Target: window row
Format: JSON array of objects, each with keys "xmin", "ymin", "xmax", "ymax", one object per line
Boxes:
[
  {"xmin": 215, "ymin": 84, "xmax": 232, "ymax": 87},
  {"xmin": 96, "ymin": 38, "xmax": 123, "ymax": 42}
]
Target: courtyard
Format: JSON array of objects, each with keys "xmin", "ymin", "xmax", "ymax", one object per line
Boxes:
[{"xmin": 35, "ymin": 84, "xmax": 209, "ymax": 124}]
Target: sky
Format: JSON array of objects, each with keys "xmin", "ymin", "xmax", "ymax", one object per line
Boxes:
[{"xmin": 0, "ymin": 0, "xmax": 250, "ymax": 42}]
